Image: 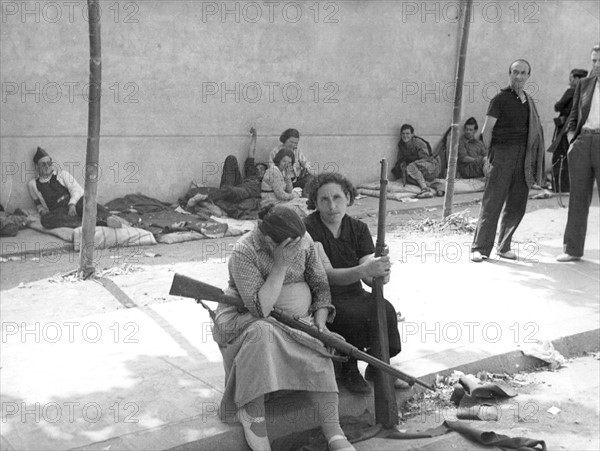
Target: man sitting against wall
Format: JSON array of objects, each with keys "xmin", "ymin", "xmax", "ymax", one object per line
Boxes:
[
  {"xmin": 28, "ymin": 147, "xmax": 121, "ymax": 229},
  {"xmin": 391, "ymin": 123, "xmax": 441, "ymax": 198},
  {"xmin": 457, "ymin": 117, "xmax": 489, "ymax": 179}
]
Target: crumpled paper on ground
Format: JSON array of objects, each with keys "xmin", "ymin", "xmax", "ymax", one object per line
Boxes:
[{"xmin": 521, "ymin": 339, "xmax": 566, "ymax": 369}]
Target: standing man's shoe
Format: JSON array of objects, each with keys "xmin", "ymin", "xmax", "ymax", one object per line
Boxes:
[
  {"xmin": 470, "ymin": 251, "xmax": 484, "ymax": 262},
  {"xmin": 498, "ymin": 250, "xmax": 517, "ymax": 260},
  {"xmin": 556, "ymin": 253, "xmax": 581, "ymax": 262}
]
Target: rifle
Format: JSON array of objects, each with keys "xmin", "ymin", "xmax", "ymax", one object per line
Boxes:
[
  {"xmin": 370, "ymin": 158, "xmax": 398, "ymax": 427},
  {"xmin": 169, "ymin": 273, "xmax": 434, "ymax": 392}
]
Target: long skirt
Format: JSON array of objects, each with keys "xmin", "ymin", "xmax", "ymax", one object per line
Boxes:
[{"xmin": 212, "ymin": 284, "xmax": 337, "ymax": 422}]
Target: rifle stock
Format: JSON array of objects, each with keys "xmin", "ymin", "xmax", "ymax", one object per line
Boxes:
[{"xmin": 169, "ymin": 273, "xmax": 435, "ymax": 392}]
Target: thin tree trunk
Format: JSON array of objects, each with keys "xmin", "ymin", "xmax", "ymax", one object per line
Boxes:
[
  {"xmin": 443, "ymin": 0, "xmax": 473, "ymax": 218},
  {"xmin": 78, "ymin": 0, "xmax": 102, "ymax": 278}
]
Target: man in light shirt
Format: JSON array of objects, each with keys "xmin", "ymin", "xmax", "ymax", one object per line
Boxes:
[
  {"xmin": 557, "ymin": 44, "xmax": 600, "ymax": 262},
  {"xmin": 28, "ymin": 147, "xmax": 121, "ymax": 229}
]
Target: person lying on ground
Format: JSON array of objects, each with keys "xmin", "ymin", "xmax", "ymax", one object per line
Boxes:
[
  {"xmin": 261, "ymin": 148, "xmax": 308, "ymax": 217},
  {"xmin": 0, "ymin": 204, "xmax": 31, "ymax": 237},
  {"xmin": 304, "ymin": 172, "xmax": 408, "ymax": 395},
  {"xmin": 188, "ymin": 128, "xmax": 267, "ymax": 208},
  {"xmin": 269, "ymin": 128, "xmax": 314, "ymax": 189},
  {"xmin": 212, "ymin": 204, "xmax": 355, "ymax": 451},
  {"xmin": 458, "ymin": 117, "xmax": 490, "ymax": 179},
  {"xmin": 27, "ymin": 147, "xmax": 122, "ymax": 229},
  {"xmin": 391, "ymin": 123, "xmax": 441, "ymax": 198},
  {"xmin": 187, "ymin": 158, "xmax": 267, "ymax": 207}
]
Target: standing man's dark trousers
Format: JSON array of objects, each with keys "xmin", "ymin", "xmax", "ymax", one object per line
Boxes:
[
  {"xmin": 563, "ymin": 131, "xmax": 600, "ymax": 257},
  {"xmin": 472, "ymin": 144, "xmax": 529, "ymax": 256}
]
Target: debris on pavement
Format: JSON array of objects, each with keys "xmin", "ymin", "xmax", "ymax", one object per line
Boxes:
[
  {"xmin": 547, "ymin": 406, "xmax": 562, "ymax": 415},
  {"xmin": 402, "ymin": 371, "xmax": 463, "ymax": 419},
  {"xmin": 399, "ymin": 209, "xmax": 478, "ymax": 235},
  {"xmin": 97, "ymin": 263, "xmax": 144, "ymax": 278},
  {"xmin": 48, "ymin": 269, "xmax": 79, "ymax": 283},
  {"xmin": 586, "ymin": 351, "xmax": 600, "ymax": 360},
  {"xmin": 530, "ymin": 189, "xmax": 555, "ymax": 200},
  {"xmin": 521, "ymin": 339, "xmax": 566, "ymax": 370},
  {"xmin": 402, "ymin": 369, "xmax": 544, "ymax": 421}
]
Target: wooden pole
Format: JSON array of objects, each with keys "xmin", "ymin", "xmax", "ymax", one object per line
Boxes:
[
  {"xmin": 78, "ymin": 0, "xmax": 102, "ymax": 278},
  {"xmin": 370, "ymin": 159, "xmax": 398, "ymax": 428},
  {"xmin": 443, "ymin": 0, "xmax": 473, "ymax": 218}
]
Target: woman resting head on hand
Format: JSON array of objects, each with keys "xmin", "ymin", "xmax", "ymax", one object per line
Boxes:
[{"xmin": 212, "ymin": 203, "xmax": 356, "ymax": 451}]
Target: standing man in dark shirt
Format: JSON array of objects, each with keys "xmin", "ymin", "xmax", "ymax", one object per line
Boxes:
[
  {"xmin": 471, "ymin": 60, "xmax": 545, "ymax": 262},
  {"xmin": 557, "ymin": 44, "xmax": 600, "ymax": 262}
]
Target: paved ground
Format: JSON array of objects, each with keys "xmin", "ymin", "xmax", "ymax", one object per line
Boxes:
[
  {"xmin": 1, "ymin": 190, "xmax": 599, "ymax": 450},
  {"xmin": 354, "ymin": 355, "xmax": 600, "ymax": 451}
]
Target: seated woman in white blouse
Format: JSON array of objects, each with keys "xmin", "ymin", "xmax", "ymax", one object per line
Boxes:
[
  {"xmin": 269, "ymin": 128, "xmax": 314, "ymax": 189},
  {"xmin": 261, "ymin": 148, "xmax": 309, "ymax": 217}
]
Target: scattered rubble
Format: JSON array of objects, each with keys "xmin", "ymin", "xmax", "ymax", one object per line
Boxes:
[
  {"xmin": 401, "ymin": 366, "xmax": 564, "ymax": 421},
  {"xmin": 46, "ymin": 264, "xmax": 145, "ymax": 283},
  {"xmin": 97, "ymin": 263, "xmax": 144, "ymax": 278},
  {"xmin": 394, "ymin": 209, "xmax": 478, "ymax": 237}
]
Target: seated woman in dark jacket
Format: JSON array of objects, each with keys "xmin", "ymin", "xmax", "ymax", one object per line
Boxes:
[{"xmin": 303, "ymin": 173, "xmax": 407, "ymax": 394}]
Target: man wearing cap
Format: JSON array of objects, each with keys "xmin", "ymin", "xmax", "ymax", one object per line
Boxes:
[
  {"xmin": 28, "ymin": 147, "xmax": 120, "ymax": 229},
  {"xmin": 557, "ymin": 44, "xmax": 600, "ymax": 262},
  {"xmin": 470, "ymin": 59, "xmax": 545, "ymax": 262}
]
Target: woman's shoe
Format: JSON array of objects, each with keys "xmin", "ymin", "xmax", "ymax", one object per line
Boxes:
[{"xmin": 328, "ymin": 434, "xmax": 355, "ymax": 451}]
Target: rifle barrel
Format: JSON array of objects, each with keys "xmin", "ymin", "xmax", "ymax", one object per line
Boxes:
[{"xmin": 169, "ymin": 273, "xmax": 435, "ymax": 392}]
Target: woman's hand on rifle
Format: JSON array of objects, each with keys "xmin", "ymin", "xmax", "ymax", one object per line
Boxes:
[
  {"xmin": 360, "ymin": 254, "xmax": 391, "ymax": 277},
  {"xmin": 313, "ymin": 307, "xmax": 329, "ymax": 332},
  {"xmin": 359, "ymin": 254, "xmax": 391, "ymax": 287}
]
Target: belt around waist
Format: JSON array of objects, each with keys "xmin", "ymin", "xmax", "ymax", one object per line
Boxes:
[
  {"xmin": 261, "ymin": 189, "xmax": 274, "ymax": 193},
  {"xmin": 581, "ymin": 128, "xmax": 600, "ymax": 135}
]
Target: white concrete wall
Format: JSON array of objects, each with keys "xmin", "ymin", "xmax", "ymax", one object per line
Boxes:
[{"xmin": 1, "ymin": 0, "xmax": 599, "ymax": 209}]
